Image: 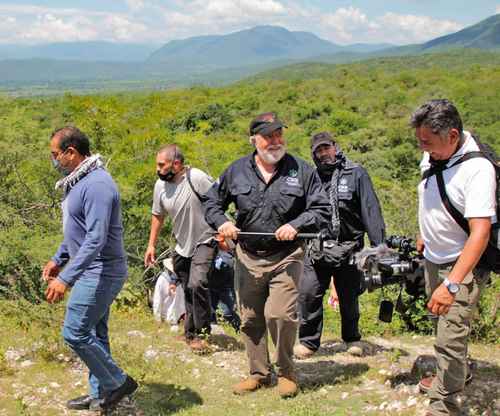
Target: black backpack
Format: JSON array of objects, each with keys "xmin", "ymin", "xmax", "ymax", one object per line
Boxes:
[{"xmin": 422, "ymin": 135, "xmax": 500, "ymax": 273}]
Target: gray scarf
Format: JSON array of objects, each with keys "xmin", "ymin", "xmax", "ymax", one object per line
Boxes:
[
  {"xmin": 55, "ymin": 154, "xmax": 105, "ymax": 193},
  {"xmin": 329, "ymin": 163, "xmax": 341, "ymax": 241}
]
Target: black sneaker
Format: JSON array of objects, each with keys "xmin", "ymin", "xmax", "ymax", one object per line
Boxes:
[
  {"xmin": 66, "ymin": 395, "xmax": 94, "ymax": 410},
  {"xmin": 100, "ymin": 376, "xmax": 138, "ymax": 409}
]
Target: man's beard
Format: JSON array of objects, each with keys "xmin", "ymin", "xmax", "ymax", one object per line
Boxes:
[
  {"xmin": 319, "ymin": 155, "xmax": 335, "ymax": 165},
  {"xmin": 257, "ymin": 145, "xmax": 286, "ymax": 165}
]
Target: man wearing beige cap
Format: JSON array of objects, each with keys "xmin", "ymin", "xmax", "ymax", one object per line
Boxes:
[{"xmin": 203, "ymin": 112, "xmax": 330, "ymax": 397}]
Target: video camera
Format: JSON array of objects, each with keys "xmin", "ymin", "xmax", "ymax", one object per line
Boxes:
[
  {"xmin": 357, "ymin": 236, "xmax": 422, "ymax": 293},
  {"xmin": 355, "ymin": 235, "xmax": 425, "ymax": 322}
]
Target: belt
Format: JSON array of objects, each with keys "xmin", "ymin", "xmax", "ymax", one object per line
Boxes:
[{"xmin": 241, "ymin": 242, "xmax": 299, "ymax": 258}]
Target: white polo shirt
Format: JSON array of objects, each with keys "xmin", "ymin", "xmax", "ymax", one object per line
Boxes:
[{"xmin": 418, "ymin": 131, "xmax": 496, "ymax": 264}]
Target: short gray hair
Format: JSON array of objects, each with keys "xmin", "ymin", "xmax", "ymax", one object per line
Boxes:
[
  {"xmin": 157, "ymin": 144, "xmax": 184, "ymax": 163},
  {"xmin": 410, "ymin": 99, "xmax": 463, "ymax": 139}
]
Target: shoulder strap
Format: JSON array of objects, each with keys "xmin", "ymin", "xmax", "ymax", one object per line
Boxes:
[
  {"xmin": 186, "ymin": 168, "xmax": 203, "ymax": 202},
  {"xmin": 435, "ymin": 170, "xmax": 470, "ymax": 234}
]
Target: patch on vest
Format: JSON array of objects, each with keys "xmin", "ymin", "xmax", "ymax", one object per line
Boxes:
[
  {"xmin": 338, "ymin": 178, "xmax": 349, "ymax": 193},
  {"xmin": 286, "ymin": 177, "xmax": 300, "ymax": 186},
  {"xmin": 285, "ymin": 169, "xmax": 300, "ymax": 186}
]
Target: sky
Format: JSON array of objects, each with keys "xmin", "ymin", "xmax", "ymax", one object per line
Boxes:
[{"xmin": 0, "ymin": 1, "xmax": 499, "ymax": 46}]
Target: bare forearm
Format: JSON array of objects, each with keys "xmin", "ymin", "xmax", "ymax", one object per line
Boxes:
[
  {"xmin": 449, "ymin": 220, "xmax": 490, "ymax": 284},
  {"xmin": 148, "ymin": 215, "xmax": 165, "ymax": 248}
]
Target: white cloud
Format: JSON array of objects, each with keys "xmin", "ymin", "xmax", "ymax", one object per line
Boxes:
[
  {"xmin": 17, "ymin": 13, "xmax": 99, "ymax": 43},
  {"xmin": 125, "ymin": 0, "xmax": 146, "ymax": 12},
  {"xmin": 315, "ymin": 8, "xmax": 463, "ymax": 44},
  {"xmin": 0, "ymin": 2, "xmax": 466, "ymax": 46},
  {"xmin": 158, "ymin": 0, "xmax": 290, "ymax": 40},
  {"xmin": 0, "ymin": 3, "xmax": 154, "ymax": 44},
  {"xmin": 496, "ymin": 5, "xmax": 500, "ymax": 13},
  {"xmin": 320, "ymin": 7, "xmax": 378, "ymax": 43},
  {"xmin": 374, "ymin": 13, "xmax": 463, "ymax": 44},
  {"xmin": 105, "ymin": 15, "xmax": 148, "ymax": 41},
  {"xmin": 203, "ymin": 0, "xmax": 285, "ymax": 16}
]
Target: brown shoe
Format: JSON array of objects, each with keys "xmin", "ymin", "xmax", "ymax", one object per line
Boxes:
[
  {"xmin": 293, "ymin": 344, "xmax": 315, "ymax": 360},
  {"xmin": 419, "ymin": 373, "xmax": 472, "ymax": 394},
  {"xmin": 278, "ymin": 375, "xmax": 298, "ymax": 398},
  {"xmin": 174, "ymin": 334, "xmax": 187, "ymax": 343},
  {"xmin": 346, "ymin": 341, "xmax": 364, "ymax": 357},
  {"xmin": 418, "ymin": 375, "xmax": 435, "ymax": 394},
  {"xmin": 233, "ymin": 377, "xmax": 271, "ymax": 395},
  {"xmin": 189, "ymin": 338, "xmax": 210, "ymax": 355}
]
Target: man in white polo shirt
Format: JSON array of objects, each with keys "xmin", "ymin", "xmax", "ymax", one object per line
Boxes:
[{"xmin": 412, "ymin": 99, "xmax": 496, "ymax": 416}]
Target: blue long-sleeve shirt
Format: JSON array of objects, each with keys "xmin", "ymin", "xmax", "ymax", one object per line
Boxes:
[{"xmin": 52, "ymin": 168, "xmax": 127, "ymax": 286}]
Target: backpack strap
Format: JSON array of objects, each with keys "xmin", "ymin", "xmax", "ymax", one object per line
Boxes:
[
  {"xmin": 186, "ymin": 168, "xmax": 204, "ymax": 202},
  {"xmin": 426, "ymin": 150, "xmax": 490, "ymax": 234},
  {"xmin": 435, "ymin": 170, "xmax": 470, "ymax": 234}
]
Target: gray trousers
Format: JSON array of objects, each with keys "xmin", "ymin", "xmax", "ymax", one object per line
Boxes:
[
  {"xmin": 236, "ymin": 244, "xmax": 304, "ymax": 380},
  {"xmin": 424, "ymin": 259, "xmax": 488, "ymax": 416}
]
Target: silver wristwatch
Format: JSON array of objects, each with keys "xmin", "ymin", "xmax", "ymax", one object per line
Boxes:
[{"xmin": 443, "ymin": 277, "xmax": 460, "ymax": 294}]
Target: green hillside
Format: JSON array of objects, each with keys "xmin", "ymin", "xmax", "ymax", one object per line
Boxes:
[
  {"xmin": 0, "ymin": 50, "xmax": 498, "ymax": 342},
  {"xmin": 422, "ymin": 14, "xmax": 500, "ymax": 50}
]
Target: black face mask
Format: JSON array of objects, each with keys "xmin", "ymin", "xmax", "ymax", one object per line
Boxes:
[{"xmin": 157, "ymin": 170, "xmax": 175, "ymax": 182}]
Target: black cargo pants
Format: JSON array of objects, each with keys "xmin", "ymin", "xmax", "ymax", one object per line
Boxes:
[
  {"xmin": 173, "ymin": 242, "xmax": 216, "ymax": 340},
  {"xmin": 298, "ymin": 254, "xmax": 362, "ymax": 351}
]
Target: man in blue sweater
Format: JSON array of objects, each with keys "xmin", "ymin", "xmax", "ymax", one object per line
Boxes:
[{"xmin": 43, "ymin": 126, "xmax": 137, "ymax": 411}]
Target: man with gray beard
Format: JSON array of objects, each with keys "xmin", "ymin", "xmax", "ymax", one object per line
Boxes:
[{"xmin": 203, "ymin": 112, "xmax": 330, "ymax": 398}]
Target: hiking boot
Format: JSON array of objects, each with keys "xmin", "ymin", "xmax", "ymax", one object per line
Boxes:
[
  {"xmin": 419, "ymin": 373, "xmax": 473, "ymax": 394},
  {"xmin": 278, "ymin": 375, "xmax": 298, "ymax": 398},
  {"xmin": 418, "ymin": 375, "xmax": 435, "ymax": 394},
  {"xmin": 233, "ymin": 376, "xmax": 271, "ymax": 395},
  {"xmin": 100, "ymin": 375, "xmax": 138, "ymax": 410},
  {"xmin": 346, "ymin": 341, "xmax": 363, "ymax": 357},
  {"xmin": 293, "ymin": 344, "xmax": 315, "ymax": 360},
  {"xmin": 189, "ymin": 338, "xmax": 210, "ymax": 354}
]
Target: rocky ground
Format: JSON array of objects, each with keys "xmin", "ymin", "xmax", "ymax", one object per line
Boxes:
[{"xmin": 1, "ymin": 307, "xmax": 498, "ymax": 416}]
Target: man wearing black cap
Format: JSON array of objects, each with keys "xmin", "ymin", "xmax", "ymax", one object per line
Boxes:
[
  {"xmin": 203, "ymin": 113, "xmax": 330, "ymax": 398},
  {"xmin": 294, "ymin": 131, "xmax": 386, "ymax": 359}
]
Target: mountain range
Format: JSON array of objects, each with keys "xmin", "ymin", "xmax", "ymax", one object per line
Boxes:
[
  {"xmin": 147, "ymin": 25, "xmax": 392, "ymax": 68},
  {"xmin": 0, "ymin": 41, "xmax": 157, "ymax": 62},
  {"xmin": 0, "ymin": 14, "xmax": 499, "ymax": 93}
]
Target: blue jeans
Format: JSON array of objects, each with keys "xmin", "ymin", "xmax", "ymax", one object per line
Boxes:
[
  {"xmin": 210, "ymin": 286, "xmax": 241, "ymax": 332},
  {"xmin": 62, "ymin": 276, "xmax": 127, "ymax": 399}
]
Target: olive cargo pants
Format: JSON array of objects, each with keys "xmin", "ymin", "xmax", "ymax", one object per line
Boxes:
[
  {"xmin": 235, "ymin": 244, "xmax": 304, "ymax": 380},
  {"xmin": 424, "ymin": 260, "xmax": 488, "ymax": 416}
]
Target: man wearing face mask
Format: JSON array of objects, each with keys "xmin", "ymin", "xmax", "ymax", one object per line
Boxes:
[
  {"xmin": 144, "ymin": 144, "xmax": 216, "ymax": 353},
  {"xmin": 294, "ymin": 131, "xmax": 385, "ymax": 359},
  {"xmin": 203, "ymin": 113, "xmax": 330, "ymax": 398},
  {"xmin": 42, "ymin": 126, "xmax": 137, "ymax": 411}
]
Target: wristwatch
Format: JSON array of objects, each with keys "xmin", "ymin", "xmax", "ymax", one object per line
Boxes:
[{"xmin": 443, "ymin": 278, "xmax": 460, "ymax": 295}]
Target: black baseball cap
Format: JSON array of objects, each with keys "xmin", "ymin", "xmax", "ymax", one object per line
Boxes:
[
  {"xmin": 311, "ymin": 131, "xmax": 335, "ymax": 153},
  {"xmin": 249, "ymin": 112, "xmax": 287, "ymax": 136}
]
